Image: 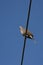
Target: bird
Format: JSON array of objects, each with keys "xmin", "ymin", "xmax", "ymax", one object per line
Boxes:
[{"xmin": 19, "ymin": 26, "xmax": 34, "ymax": 39}]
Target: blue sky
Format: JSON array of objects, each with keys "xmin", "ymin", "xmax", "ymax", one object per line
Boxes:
[{"xmin": 0, "ymin": 0, "xmax": 43, "ymax": 65}]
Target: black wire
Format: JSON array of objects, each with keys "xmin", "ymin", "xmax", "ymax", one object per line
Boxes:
[
  {"xmin": 26, "ymin": 0, "xmax": 32, "ymax": 31},
  {"xmin": 20, "ymin": 0, "xmax": 32, "ymax": 65},
  {"xmin": 21, "ymin": 37, "xmax": 26, "ymax": 65}
]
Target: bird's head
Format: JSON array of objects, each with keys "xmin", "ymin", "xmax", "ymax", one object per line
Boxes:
[{"xmin": 19, "ymin": 26, "xmax": 24, "ymax": 34}]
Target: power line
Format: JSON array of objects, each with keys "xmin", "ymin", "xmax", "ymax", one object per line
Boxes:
[{"xmin": 20, "ymin": 0, "xmax": 32, "ymax": 65}]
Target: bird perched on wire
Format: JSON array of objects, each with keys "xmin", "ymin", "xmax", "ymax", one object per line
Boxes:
[{"xmin": 19, "ymin": 26, "xmax": 34, "ymax": 39}]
